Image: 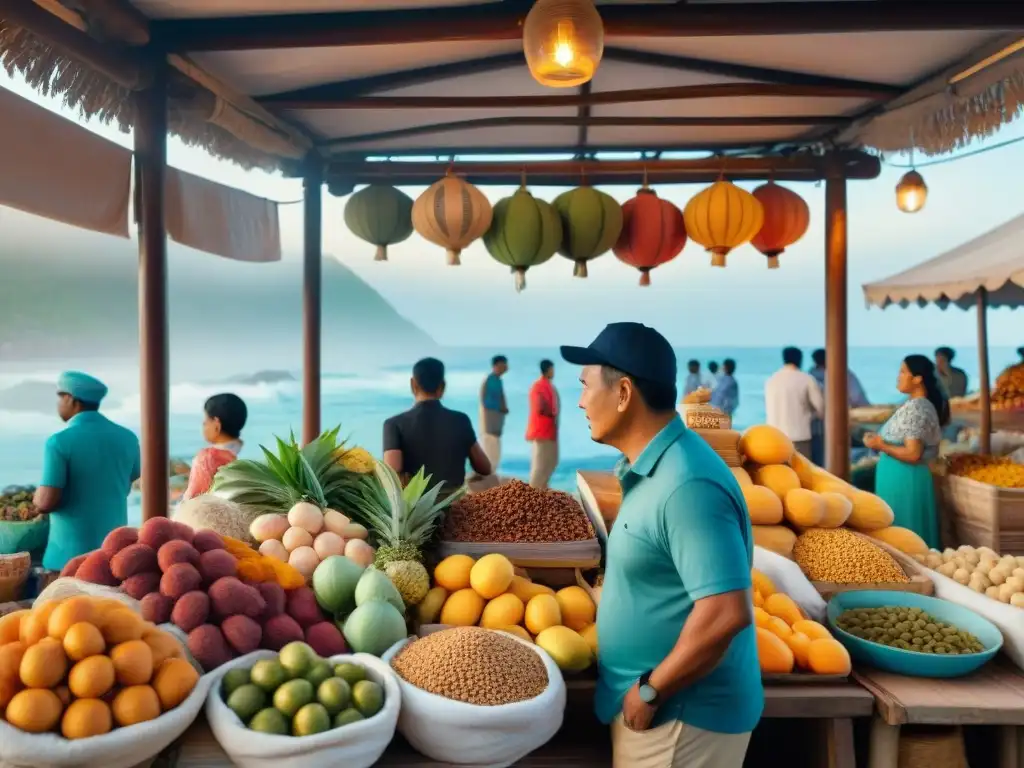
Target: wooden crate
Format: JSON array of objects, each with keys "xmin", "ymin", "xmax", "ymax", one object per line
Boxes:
[
  {"xmin": 940, "ymin": 474, "xmax": 1024, "ymax": 555},
  {"xmin": 811, "ymin": 534, "xmax": 935, "ymax": 599}
]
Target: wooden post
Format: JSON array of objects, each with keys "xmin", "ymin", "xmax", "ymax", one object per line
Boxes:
[
  {"xmin": 302, "ymin": 161, "xmax": 323, "ymax": 446},
  {"xmin": 977, "ymin": 287, "xmax": 992, "ymax": 454},
  {"xmin": 134, "ymin": 61, "xmax": 169, "ymax": 521},
  {"xmin": 825, "ymin": 167, "xmax": 850, "ymax": 479}
]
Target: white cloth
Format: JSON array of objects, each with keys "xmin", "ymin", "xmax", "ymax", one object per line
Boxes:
[{"xmin": 764, "ymin": 365, "xmax": 824, "ymax": 442}]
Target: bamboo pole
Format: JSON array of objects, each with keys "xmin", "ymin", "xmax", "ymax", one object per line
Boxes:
[
  {"xmin": 302, "ymin": 162, "xmax": 323, "ymax": 447},
  {"xmin": 977, "ymin": 288, "xmax": 992, "ymax": 454},
  {"xmin": 825, "ymin": 167, "xmax": 850, "ymax": 479}
]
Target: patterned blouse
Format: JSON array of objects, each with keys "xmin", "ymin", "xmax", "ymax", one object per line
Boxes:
[{"xmin": 879, "ymin": 397, "xmax": 942, "ymax": 462}]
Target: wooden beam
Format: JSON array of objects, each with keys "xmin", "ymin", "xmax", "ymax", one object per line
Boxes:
[
  {"xmin": 977, "ymin": 288, "xmax": 992, "ymax": 455},
  {"xmin": 322, "ymin": 141, "xmax": 804, "ymax": 158},
  {"xmin": 263, "ymin": 82, "xmax": 888, "ymax": 110},
  {"xmin": 326, "ymin": 115, "xmax": 848, "ymax": 149},
  {"xmin": 302, "ymin": 162, "xmax": 323, "ymax": 447},
  {"xmin": 5, "ymin": 0, "xmax": 150, "ymax": 88},
  {"xmin": 825, "ymin": 164, "xmax": 850, "ymax": 480},
  {"xmin": 155, "ymin": 3, "xmax": 1024, "ymax": 53},
  {"xmin": 65, "ymin": 0, "xmax": 150, "ymax": 45},
  {"xmin": 135, "ymin": 62, "xmax": 169, "ymax": 521},
  {"xmin": 576, "ymin": 82, "xmax": 592, "ymax": 158}
]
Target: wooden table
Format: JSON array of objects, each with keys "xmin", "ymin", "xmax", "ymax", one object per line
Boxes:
[{"xmin": 856, "ymin": 661, "xmax": 1024, "ymax": 768}]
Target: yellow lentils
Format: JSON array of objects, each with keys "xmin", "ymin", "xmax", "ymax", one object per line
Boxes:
[
  {"xmin": 793, "ymin": 528, "xmax": 909, "ymax": 584},
  {"xmin": 390, "ymin": 626, "xmax": 549, "ymax": 706}
]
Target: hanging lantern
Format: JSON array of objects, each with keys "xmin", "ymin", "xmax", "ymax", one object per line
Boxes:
[
  {"xmin": 343, "ymin": 184, "xmax": 413, "ymax": 262},
  {"xmin": 612, "ymin": 181, "xmax": 687, "ymax": 286},
  {"xmin": 483, "ymin": 183, "xmax": 562, "ymax": 293},
  {"xmin": 553, "ymin": 186, "xmax": 622, "ymax": 278},
  {"xmin": 412, "ymin": 172, "xmax": 492, "ymax": 265},
  {"xmin": 683, "ymin": 179, "xmax": 764, "ymax": 268},
  {"xmin": 750, "ymin": 181, "xmax": 810, "ymax": 269},
  {"xmin": 523, "ymin": 0, "xmax": 604, "ymax": 88},
  {"xmin": 896, "ymin": 169, "xmax": 927, "ymax": 213}
]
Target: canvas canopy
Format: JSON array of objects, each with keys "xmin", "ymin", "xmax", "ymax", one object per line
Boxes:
[{"xmin": 863, "ymin": 211, "xmax": 1024, "ymax": 310}]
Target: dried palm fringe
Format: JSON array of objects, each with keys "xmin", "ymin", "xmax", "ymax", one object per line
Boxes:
[
  {"xmin": 858, "ymin": 55, "xmax": 1024, "ymax": 156},
  {"xmin": 0, "ymin": 22, "xmax": 292, "ymax": 171}
]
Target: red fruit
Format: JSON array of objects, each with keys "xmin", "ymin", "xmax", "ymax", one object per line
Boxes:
[
  {"xmin": 286, "ymin": 587, "xmax": 324, "ymax": 628},
  {"xmin": 192, "ymin": 529, "xmax": 225, "ymax": 553},
  {"xmin": 222, "ymin": 615, "xmax": 262, "ymax": 655},
  {"xmin": 110, "ymin": 543, "xmax": 158, "ymax": 581},
  {"xmin": 171, "ymin": 591, "xmax": 211, "ymax": 633},
  {"xmin": 169, "ymin": 521, "xmax": 195, "ymax": 544},
  {"xmin": 198, "ymin": 549, "xmax": 237, "ymax": 585},
  {"xmin": 140, "ymin": 592, "xmax": 173, "ymax": 624},
  {"xmin": 160, "ymin": 563, "xmax": 202, "ymax": 600},
  {"xmin": 187, "ymin": 624, "xmax": 233, "ymax": 671},
  {"xmin": 76, "ymin": 551, "xmax": 118, "ymax": 586},
  {"xmin": 209, "ymin": 577, "xmax": 265, "ymax": 620},
  {"xmin": 60, "ymin": 553, "xmax": 88, "ymax": 579},
  {"xmin": 122, "ymin": 571, "xmax": 161, "ymax": 600},
  {"xmin": 138, "ymin": 517, "xmax": 176, "ymax": 551},
  {"xmin": 261, "ymin": 614, "xmax": 304, "ymax": 651},
  {"xmin": 305, "ymin": 621, "xmax": 347, "ymax": 657},
  {"xmin": 256, "ymin": 582, "xmax": 286, "ymax": 620},
  {"xmin": 157, "ymin": 540, "xmax": 200, "ymax": 572},
  {"xmin": 100, "ymin": 527, "xmax": 139, "ymax": 559}
]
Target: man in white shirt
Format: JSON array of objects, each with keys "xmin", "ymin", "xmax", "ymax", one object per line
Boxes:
[{"xmin": 764, "ymin": 347, "xmax": 824, "ymax": 458}]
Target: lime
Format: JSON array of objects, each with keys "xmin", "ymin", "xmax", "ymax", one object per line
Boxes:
[
  {"xmin": 305, "ymin": 660, "xmax": 333, "ymax": 688},
  {"xmin": 248, "ymin": 707, "xmax": 290, "ymax": 735},
  {"xmin": 250, "ymin": 659, "xmax": 289, "ymax": 693},
  {"xmin": 333, "ymin": 662, "xmax": 366, "ymax": 687},
  {"xmin": 279, "ymin": 642, "xmax": 317, "ymax": 679},
  {"xmin": 333, "ymin": 708, "xmax": 365, "ymax": 728},
  {"xmin": 351, "ymin": 680, "xmax": 384, "ymax": 718},
  {"xmin": 292, "ymin": 703, "xmax": 331, "ymax": 737},
  {"xmin": 273, "ymin": 678, "xmax": 315, "ymax": 718},
  {"xmin": 221, "ymin": 668, "xmax": 252, "ymax": 699},
  {"xmin": 317, "ymin": 677, "xmax": 351, "ymax": 716},
  {"xmin": 226, "ymin": 685, "xmax": 266, "ymax": 723}
]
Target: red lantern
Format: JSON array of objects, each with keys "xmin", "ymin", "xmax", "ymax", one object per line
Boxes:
[
  {"xmin": 750, "ymin": 182, "xmax": 810, "ymax": 269},
  {"xmin": 612, "ymin": 184, "xmax": 687, "ymax": 286}
]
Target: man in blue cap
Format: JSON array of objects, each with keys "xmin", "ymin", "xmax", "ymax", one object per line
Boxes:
[
  {"xmin": 32, "ymin": 372, "xmax": 141, "ymax": 571},
  {"xmin": 561, "ymin": 323, "xmax": 761, "ymax": 767}
]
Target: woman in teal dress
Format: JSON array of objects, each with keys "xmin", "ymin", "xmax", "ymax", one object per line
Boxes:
[{"xmin": 863, "ymin": 354, "xmax": 948, "ymax": 549}]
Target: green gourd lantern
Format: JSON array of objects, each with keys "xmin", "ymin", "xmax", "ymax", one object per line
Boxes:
[
  {"xmin": 552, "ymin": 186, "xmax": 623, "ymax": 278},
  {"xmin": 343, "ymin": 184, "xmax": 414, "ymax": 261},
  {"xmin": 483, "ymin": 183, "xmax": 563, "ymax": 292}
]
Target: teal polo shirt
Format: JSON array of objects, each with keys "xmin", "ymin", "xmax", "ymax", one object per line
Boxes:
[
  {"xmin": 595, "ymin": 415, "xmax": 763, "ymax": 734},
  {"xmin": 40, "ymin": 411, "xmax": 141, "ymax": 570}
]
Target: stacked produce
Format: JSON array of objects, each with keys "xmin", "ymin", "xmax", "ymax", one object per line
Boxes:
[
  {"xmin": 751, "ymin": 568, "xmax": 852, "ymax": 676},
  {"xmin": 915, "ymin": 545, "xmax": 1024, "ymax": 608},
  {"xmin": 220, "ymin": 641, "xmax": 385, "ymax": 735},
  {"xmin": 249, "ymin": 502, "xmax": 375, "ymax": 582},
  {"xmin": 993, "ymin": 360, "xmax": 1024, "ymax": 411},
  {"xmin": 947, "ymin": 454, "xmax": 1024, "ymax": 489},
  {"xmin": 420, "ymin": 553, "xmax": 597, "ymax": 672},
  {"xmin": 0, "ymin": 595, "xmax": 198, "ymax": 738},
  {"xmin": 391, "ymin": 626, "xmax": 549, "ymax": 706},
  {"xmin": 0, "ymin": 486, "xmax": 39, "ymax": 521},
  {"xmin": 836, "ymin": 606, "xmax": 985, "ymax": 655},
  {"xmin": 442, "ymin": 481, "xmax": 595, "ymax": 543}
]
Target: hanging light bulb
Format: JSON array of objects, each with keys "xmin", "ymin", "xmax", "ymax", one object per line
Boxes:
[
  {"xmin": 523, "ymin": 0, "xmax": 604, "ymax": 88},
  {"xmin": 896, "ymin": 169, "xmax": 928, "ymax": 213}
]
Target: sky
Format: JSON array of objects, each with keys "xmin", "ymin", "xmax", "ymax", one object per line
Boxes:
[{"xmin": 1, "ymin": 69, "xmax": 1022, "ymax": 349}]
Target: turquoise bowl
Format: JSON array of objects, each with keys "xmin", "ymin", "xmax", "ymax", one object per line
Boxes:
[{"xmin": 826, "ymin": 591, "xmax": 1003, "ymax": 678}]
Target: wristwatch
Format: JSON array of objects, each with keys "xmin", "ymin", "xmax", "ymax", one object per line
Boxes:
[{"xmin": 638, "ymin": 670, "xmax": 660, "ymax": 706}]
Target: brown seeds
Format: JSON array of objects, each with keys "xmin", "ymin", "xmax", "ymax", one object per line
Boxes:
[
  {"xmin": 442, "ymin": 480, "xmax": 594, "ymax": 543},
  {"xmin": 794, "ymin": 528, "xmax": 909, "ymax": 584}
]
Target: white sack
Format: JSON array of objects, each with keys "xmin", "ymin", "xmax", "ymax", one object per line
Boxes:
[
  {"xmin": 0, "ymin": 668, "xmax": 214, "ymax": 768},
  {"xmin": 753, "ymin": 545, "xmax": 827, "ymax": 621},
  {"xmin": 205, "ymin": 650, "xmax": 400, "ymax": 768},
  {"xmin": 34, "ymin": 579, "xmax": 140, "ymax": 611},
  {"xmin": 382, "ymin": 635, "xmax": 566, "ymax": 767}
]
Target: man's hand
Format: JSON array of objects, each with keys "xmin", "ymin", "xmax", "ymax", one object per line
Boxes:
[{"xmin": 621, "ymin": 683, "xmax": 656, "ymax": 732}]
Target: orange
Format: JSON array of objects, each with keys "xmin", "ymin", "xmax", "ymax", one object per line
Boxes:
[
  {"xmin": 143, "ymin": 630, "xmax": 183, "ymax": 668},
  {"xmin": 63, "ymin": 622, "xmax": 106, "ymax": 662},
  {"xmin": 68, "ymin": 655, "xmax": 116, "ymax": 699},
  {"xmin": 0, "ymin": 674, "xmax": 21, "ymax": 708},
  {"xmin": 755, "ymin": 626, "xmax": 795, "ymax": 674},
  {"xmin": 112, "ymin": 685, "xmax": 161, "ymax": 726},
  {"xmin": 0, "ymin": 609, "xmax": 29, "ymax": 645},
  {"xmin": 18, "ymin": 613, "xmax": 49, "ymax": 647},
  {"xmin": 61, "ymin": 698, "xmax": 113, "ymax": 740},
  {"xmin": 764, "ymin": 593, "xmax": 804, "ymax": 626},
  {"xmin": 5, "ymin": 688, "xmax": 64, "ymax": 733},
  {"xmin": 792, "ymin": 619, "xmax": 832, "ymax": 642},
  {"xmin": 110, "ymin": 640, "xmax": 154, "ymax": 686},
  {"xmin": 47, "ymin": 597, "xmax": 97, "ymax": 640},
  {"xmin": 784, "ymin": 631, "xmax": 812, "ymax": 669},
  {"xmin": 19, "ymin": 637, "xmax": 67, "ymax": 689},
  {"xmin": 753, "ymin": 607, "xmax": 772, "ymax": 629},
  {"xmin": 0, "ymin": 641, "xmax": 26, "ymax": 681},
  {"xmin": 753, "ymin": 590, "xmax": 764, "ymax": 608},
  {"xmin": 765, "ymin": 616, "xmax": 793, "ymax": 640},
  {"xmin": 98, "ymin": 609, "xmax": 145, "ymax": 646},
  {"xmin": 807, "ymin": 638, "xmax": 852, "ymax": 676},
  {"xmin": 152, "ymin": 658, "xmax": 199, "ymax": 710}
]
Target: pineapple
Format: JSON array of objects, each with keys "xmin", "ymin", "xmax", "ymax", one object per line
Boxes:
[
  {"xmin": 335, "ymin": 445, "xmax": 376, "ymax": 474},
  {"xmin": 336, "ymin": 462, "xmax": 465, "ymax": 606}
]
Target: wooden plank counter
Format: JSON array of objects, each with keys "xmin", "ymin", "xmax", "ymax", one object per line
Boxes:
[{"xmin": 856, "ymin": 660, "xmax": 1024, "ymax": 768}]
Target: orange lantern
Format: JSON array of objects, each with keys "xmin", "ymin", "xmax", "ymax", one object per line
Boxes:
[
  {"xmin": 613, "ymin": 182, "xmax": 687, "ymax": 286},
  {"xmin": 682, "ymin": 179, "xmax": 763, "ymax": 268},
  {"xmin": 750, "ymin": 182, "xmax": 810, "ymax": 269}
]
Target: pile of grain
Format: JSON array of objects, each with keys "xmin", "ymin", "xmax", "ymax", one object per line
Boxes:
[
  {"xmin": 442, "ymin": 480, "xmax": 594, "ymax": 543},
  {"xmin": 390, "ymin": 626, "xmax": 549, "ymax": 706},
  {"xmin": 794, "ymin": 528, "xmax": 909, "ymax": 584}
]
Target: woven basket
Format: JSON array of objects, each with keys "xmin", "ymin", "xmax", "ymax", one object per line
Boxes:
[
  {"xmin": 693, "ymin": 428, "xmax": 743, "ymax": 467},
  {"xmin": 898, "ymin": 726, "xmax": 968, "ymax": 768},
  {"xmin": 0, "ymin": 555, "xmax": 30, "ymax": 602}
]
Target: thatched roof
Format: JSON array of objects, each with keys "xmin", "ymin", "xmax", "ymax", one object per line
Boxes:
[{"xmin": 3, "ymin": 2, "xmax": 1024, "ymax": 174}]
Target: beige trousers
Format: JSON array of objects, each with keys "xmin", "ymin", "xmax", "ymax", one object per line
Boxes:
[
  {"xmin": 529, "ymin": 439, "xmax": 559, "ymax": 489},
  {"xmin": 611, "ymin": 716, "xmax": 751, "ymax": 768},
  {"xmin": 480, "ymin": 433, "xmax": 502, "ymax": 471}
]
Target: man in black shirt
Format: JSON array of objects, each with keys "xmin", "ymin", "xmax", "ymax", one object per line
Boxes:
[{"xmin": 382, "ymin": 357, "xmax": 492, "ymax": 492}]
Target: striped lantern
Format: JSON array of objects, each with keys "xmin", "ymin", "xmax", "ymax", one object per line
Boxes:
[
  {"xmin": 552, "ymin": 186, "xmax": 623, "ymax": 278},
  {"xmin": 343, "ymin": 184, "xmax": 414, "ymax": 262},
  {"xmin": 483, "ymin": 185, "xmax": 563, "ymax": 292},
  {"xmin": 750, "ymin": 182, "xmax": 810, "ymax": 269},
  {"xmin": 612, "ymin": 183, "xmax": 687, "ymax": 286},
  {"xmin": 683, "ymin": 180, "xmax": 764, "ymax": 268},
  {"xmin": 412, "ymin": 173, "xmax": 493, "ymax": 265}
]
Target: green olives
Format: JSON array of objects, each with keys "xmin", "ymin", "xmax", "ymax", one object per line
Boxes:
[{"xmin": 836, "ymin": 607, "xmax": 985, "ymax": 655}]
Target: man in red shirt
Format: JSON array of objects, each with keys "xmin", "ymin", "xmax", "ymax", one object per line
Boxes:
[{"xmin": 527, "ymin": 359, "xmax": 559, "ymax": 489}]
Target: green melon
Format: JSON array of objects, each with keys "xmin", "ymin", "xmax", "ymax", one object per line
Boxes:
[
  {"xmin": 552, "ymin": 187, "xmax": 623, "ymax": 277},
  {"xmin": 483, "ymin": 188, "xmax": 563, "ymax": 292},
  {"xmin": 343, "ymin": 184, "xmax": 414, "ymax": 261}
]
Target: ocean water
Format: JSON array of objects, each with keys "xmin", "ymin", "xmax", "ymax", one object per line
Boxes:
[{"xmin": 2, "ymin": 345, "xmax": 1019, "ymax": 525}]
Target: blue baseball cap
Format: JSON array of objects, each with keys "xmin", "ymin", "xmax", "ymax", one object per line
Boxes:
[{"xmin": 560, "ymin": 322, "xmax": 677, "ymax": 387}]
